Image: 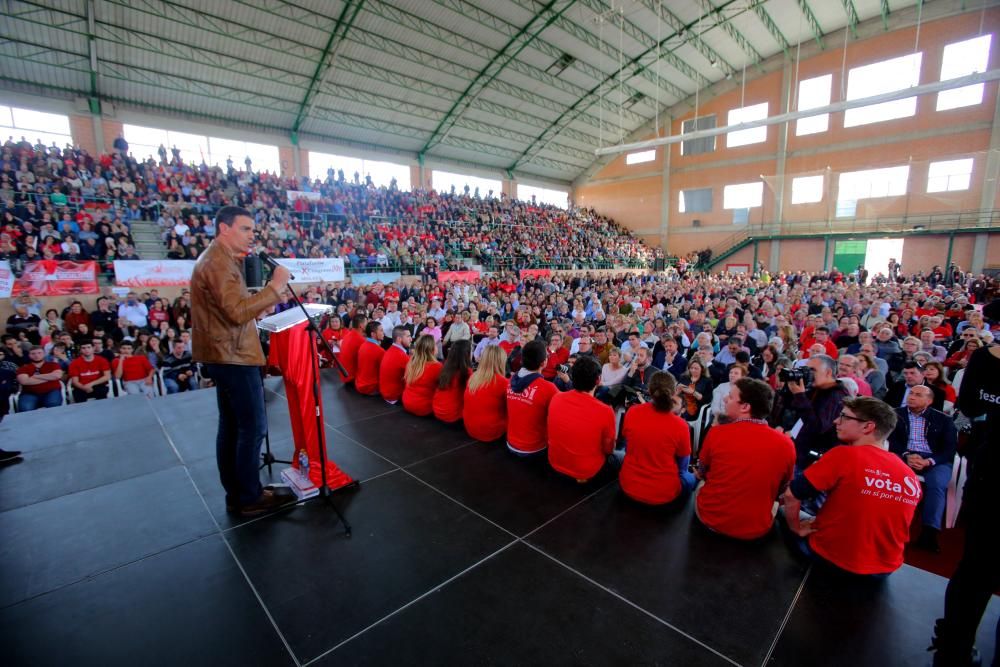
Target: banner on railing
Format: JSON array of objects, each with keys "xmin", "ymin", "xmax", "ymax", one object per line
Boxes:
[
  {"xmin": 519, "ymin": 269, "xmax": 551, "ymax": 280},
  {"xmin": 287, "ymin": 190, "xmax": 322, "ymax": 203},
  {"xmin": 13, "ymin": 260, "xmax": 99, "ymax": 295},
  {"xmin": 274, "ymin": 257, "xmax": 345, "ymax": 283},
  {"xmin": 437, "ymin": 270, "xmax": 480, "ymax": 283},
  {"xmin": 114, "ymin": 260, "xmax": 197, "ymax": 286},
  {"xmin": 725, "ymin": 263, "xmax": 750, "ymax": 275},
  {"xmin": 0, "ymin": 260, "xmax": 14, "ymax": 298},
  {"xmin": 350, "ymin": 271, "xmax": 402, "ymax": 286}
]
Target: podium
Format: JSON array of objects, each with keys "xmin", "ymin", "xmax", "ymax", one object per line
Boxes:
[{"xmin": 259, "ymin": 304, "xmax": 355, "ymax": 492}]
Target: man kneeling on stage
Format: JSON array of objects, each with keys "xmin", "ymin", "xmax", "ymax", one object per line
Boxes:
[{"xmin": 191, "ymin": 205, "xmax": 290, "ymax": 517}]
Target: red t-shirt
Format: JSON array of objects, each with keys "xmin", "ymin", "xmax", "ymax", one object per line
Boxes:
[
  {"xmin": 696, "ymin": 422, "xmax": 796, "ymax": 540},
  {"xmin": 801, "ymin": 339, "xmax": 839, "ymax": 359},
  {"xmin": 803, "ymin": 444, "xmax": 920, "ymax": 575},
  {"xmin": 432, "ymin": 369, "xmax": 471, "ymax": 423},
  {"xmin": 111, "ymin": 355, "xmax": 154, "ymax": 382},
  {"xmin": 68, "ymin": 356, "xmax": 110, "ymax": 386},
  {"xmin": 506, "ymin": 375, "xmax": 559, "ymax": 453},
  {"xmin": 355, "ymin": 340, "xmax": 385, "ymax": 396},
  {"xmin": 402, "ymin": 361, "xmax": 442, "ymax": 417},
  {"xmin": 338, "ymin": 329, "xmax": 364, "ymax": 382},
  {"xmin": 17, "ymin": 361, "xmax": 63, "ymax": 394},
  {"xmin": 619, "ymin": 404, "xmax": 691, "ymax": 504},
  {"xmin": 547, "ymin": 391, "xmax": 616, "ymax": 481},
  {"xmin": 540, "ymin": 346, "xmax": 569, "ymax": 380},
  {"xmin": 379, "ymin": 345, "xmax": 409, "ymax": 402},
  {"xmin": 463, "ymin": 374, "xmax": 509, "ymax": 442}
]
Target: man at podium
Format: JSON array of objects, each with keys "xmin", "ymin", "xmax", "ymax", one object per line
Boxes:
[{"xmin": 191, "ymin": 206, "xmax": 290, "ymax": 517}]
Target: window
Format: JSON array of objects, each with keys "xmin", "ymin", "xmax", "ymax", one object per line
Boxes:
[
  {"xmin": 726, "ymin": 102, "xmax": 768, "ymax": 147},
  {"xmin": 625, "ymin": 149, "xmax": 656, "ymax": 165},
  {"xmin": 208, "ymin": 138, "xmax": 281, "ymax": 174},
  {"xmin": 681, "ymin": 115, "xmax": 716, "ymax": 155},
  {"xmin": 517, "ymin": 184, "xmax": 568, "ymax": 208},
  {"xmin": 678, "ymin": 188, "xmax": 712, "ymax": 213},
  {"xmin": 937, "ymin": 35, "xmax": 992, "ymax": 111},
  {"xmin": 0, "ymin": 105, "xmax": 73, "ymax": 149},
  {"xmin": 844, "ymin": 53, "xmax": 922, "ymax": 127},
  {"xmin": 723, "ymin": 182, "xmax": 763, "ymax": 209},
  {"xmin": 791, "ymin": 175, "xmax": 825, "ymax": 204},
  {"xmin": 927, "ymin": 158, "xmax": 974, "ymax": 192},
  {"xmin": 431, "ymin": 170, "xmax": 501, "ymax": 198},
  {"xmin": 309, "ymin": 152, "xmax": 411, "ymax": 190},
  {"xmin": 123, "ymin": 124, "xmax": 280, "ymax": 173},
  {"xmin": 795, "ymin": 74, "xmax": 832, "ymax": 136},
  {"xmin": 836, "ymin": 165, "xmax": 910, "ymax": 217}
]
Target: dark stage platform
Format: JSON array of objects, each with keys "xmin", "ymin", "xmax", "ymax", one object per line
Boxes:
[{"xmin": 1, "ymin": 371, "xmax": 997, "ymax": 666}]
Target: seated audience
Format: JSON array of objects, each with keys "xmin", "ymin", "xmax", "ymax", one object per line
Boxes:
[
  {"xmin": 696, "ymin": 378, "xmax": 795, "ymax": 539},
  {"xmin": 379, "ymin": 326, "xmax": 411, "ymax": 404},
  {"xmin": 506, "ymin": 339, "xmax": 558, "ymax": 455},
  {"xmin": 67, "ymin": 341, "xmax": 111, "ymax": 401},
  {"xmin": 337, "ymin": 314, "xmax": 367, "ymax": 385},
  {"xmin": 402, "ymin": 334, "xmax": 441, "ymax": 417},
  {"xmin": 783, "ymin": 397, "xmax": 918, "ymax": 576},
  {"xmin": 16, "ymin": 345, "xmax": 64, "ymax": 411},
  {"xmin": 112, "ymin": 341, "xmax": 155, "ymax": 396},
  {"xmin": 355, "ymin": 321, "xmax": 386, "ymax": 396},
  {"xmin": 546, "ymin": 356, "xmax": 617, "ymax": 482},
  {"xmin": 433, "ymin": 339, "xmax": 472, "ymax": 423},
  {"xmin": 161, "ymin": 340, "xmax": 197, "ymax": 393},
  {"xmin": 888, "ymin": 385, "xmax": 957, "ymax": 553},
  {"xmin": 619, "ymin": 371, "xmax": 695, "ymax": 505},
  {"xmin": 463, "ymin": 345, "xmax": 509, "ymax": 442}
]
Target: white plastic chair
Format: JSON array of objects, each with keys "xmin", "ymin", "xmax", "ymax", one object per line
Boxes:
[
  {"xmin": 944, "ymin": 455, "xmax": 968, "ymax": 529},
  {"xmin": 690, "ymin": 404, "xmax": 712, "ymax": 458}
]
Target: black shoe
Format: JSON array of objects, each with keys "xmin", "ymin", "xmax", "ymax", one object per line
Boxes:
[
  {"xmin": 0, "ymin": 449, "xmax": 23, "ymax": 462},
  {"xmin": 915, "ymin": 527, "xmax": 941, "ymax": 553}
]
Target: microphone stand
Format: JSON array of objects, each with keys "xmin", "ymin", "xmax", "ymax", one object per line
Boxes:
[{"xmin": 271, "ymin": 274, "xmax": 355, "ymax": 537}]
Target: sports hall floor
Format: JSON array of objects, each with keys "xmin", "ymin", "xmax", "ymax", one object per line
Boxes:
[{"xmin": 1, "ymin": 371, "xmax": 997, "ymax": 666}]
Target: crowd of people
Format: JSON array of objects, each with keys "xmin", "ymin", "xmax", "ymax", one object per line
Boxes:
[{"xmin": 1, "ymin": 138, "xmax": 659, "ymax": 275}]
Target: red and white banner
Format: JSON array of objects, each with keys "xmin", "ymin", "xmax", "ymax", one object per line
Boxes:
[
  {"xmin": 519, "ymin": 269, "xmax": 551, "ymax": 280},
  {"xmin": 13, "ymin": 260, "xmax": 99, "ymax": 296},
  {"xmin": 0, "ymin": 260, "xmax": 14, "ymax": 298},
  {"xmin": 438, "ymin": 270, "xmax": 481, "ymax": 283},
  {"xmin": 114, "ymin": 260, "xmax": 196, "ymax": 286},
  {"xmin": 274, "ymin": 257, "xmax": 345, "ymax": 283},
  {"xmin": 286, "ymin": 190, "xmax": 322, "ymax": 203}
]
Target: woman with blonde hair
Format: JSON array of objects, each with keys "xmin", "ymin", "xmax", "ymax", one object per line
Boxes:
[
  {"xmin": 463, "ymin": 345, "xmax": 509, "ymax": 442},
  {"xmin": 402, "ymin": 334, "xmax": 442, "ymax": 417}
]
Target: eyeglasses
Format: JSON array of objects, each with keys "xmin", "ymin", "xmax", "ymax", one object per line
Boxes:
[{"xmin": 835, "ymin": 412, "xmax": 871, "ymax": 424}]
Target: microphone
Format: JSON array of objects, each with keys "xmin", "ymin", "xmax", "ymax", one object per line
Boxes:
[{"xmin": 257, "ymin": 251, "xmax": 295, "ymax": 281}]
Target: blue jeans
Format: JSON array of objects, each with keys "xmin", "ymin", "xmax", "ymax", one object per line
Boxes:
[
  {"xmin": 164, "ymin": 376, "xmax": 198, "ymax": 394},
  {"xmin": 920, "ymin": 462, "xmax": 952, "ymax": 530},
  {"xmin": 206, "ymin": 364, "xmax": 267, "ymax": 507},
  {"xmin": 18, "ymin": 389, "xmax": 63, "ymax": 411}
]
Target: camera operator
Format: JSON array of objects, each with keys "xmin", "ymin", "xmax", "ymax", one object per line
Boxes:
[
  {"xmin": 625, "ymin": 346, "xmax": 656, "ymax": 393},
  {"xmin": 547, "ymin": 356, "xmax": 618, "ymax": 483},
  {"xmin": 786, "ymin": 354, "xmax": 850, "ymax": 469}
]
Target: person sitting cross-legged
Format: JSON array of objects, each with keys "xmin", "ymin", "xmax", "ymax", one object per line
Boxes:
[
  {"xmin": 782, "ymin": 397, "xmax": 920, "ymax": 577},
  {"xmin": 888, "ymin": 384, "xmax": 957, "ymax": 553},
  {"xmin": 161, "ymin": 340, "xmax": 199, "ymax": 393},
  {"xmin": 355, "ymin": 321, "xmax": 386, "ymax": 396},
  {"xmin": 506, "ymin": 339, "xmax": 559, "ymax": 455},
  {"xmin": 67, "ymin": 341, "xmax": 111, "ymax": 402},
  {"xmin": 547, "ymin": 355, "xmax": 617, "ymax": 483},
  {"xmin": 695, "ymin": 378, "xmax": 795, "ymax": 539},
  {"xmin": 620, "ymin": 371, "xmax": 696, "ymax": 505},
  {"xmin": 16, "ymin": 345, "xmax": 64, "ymax": 411}
]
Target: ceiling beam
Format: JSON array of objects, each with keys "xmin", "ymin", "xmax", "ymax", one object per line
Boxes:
[
  {"xmin": 749, "ymin": 0, "xmax": 791, "ymax": 58},
  {"xmin": 85, "ymin": 0, "xmax": 99, "ymax": 111},
  {"xmin": 797, "ymin": 0, "xmax": 826, "ymax": 49},
  {"xmin": 419, "ymin": 0, "xmax": 575, "ymax": 155},
  {"xmin": 291, "ymin": 0, "xmax": 366, "ymax": 136},
  {"xmin": 634, "ymin": 0, "xmax": 737, "ymax": 76},
  {"xmin": 841, "ymin": 0, "xmax": 861, "ymax": 38},
  {"xmin": 709, "ymin": 0, "xmax": 765, "ymax": 72},
  {"xmin": 881, "ymin": 0, "xmax": 891, "ymax": 30}
]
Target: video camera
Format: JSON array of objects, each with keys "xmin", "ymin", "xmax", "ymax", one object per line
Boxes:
[{"xmin": 778, "ymin": 366, "xmax": 814, "ymax": 388}]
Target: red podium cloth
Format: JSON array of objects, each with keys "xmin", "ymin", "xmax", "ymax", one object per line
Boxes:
[{"xmin": 268, "ymin": 320, "xmax": 354, "ymax": 490}]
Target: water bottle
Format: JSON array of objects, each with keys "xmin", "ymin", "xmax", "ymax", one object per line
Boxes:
[{"xmin": 298, "ymin": 449, "xmax": 310, "ymax": 483}]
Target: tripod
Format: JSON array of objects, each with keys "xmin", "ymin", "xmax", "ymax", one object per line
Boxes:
[{"xmin": 272, "ymin": 283, "xmax": 356, "ymax": 537}]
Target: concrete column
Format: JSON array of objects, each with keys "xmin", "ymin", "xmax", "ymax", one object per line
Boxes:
[
  {"xmin": 659, "ymin": 122, "xmax": 672, "ymax": 253},
  {"xmin": 972, "ymin": 233, "xmax": 989, "ymax": 274},
  {"xmin": 772, "ymin": 59, "xmax": 794, "ymax": 232},
  {"xmin": 769, "ymin": 239, "xmax": 781, "ymax": 273},
  {"xmin": 91, "ymin": 114, "xmax": 105, "ymax": 154}
]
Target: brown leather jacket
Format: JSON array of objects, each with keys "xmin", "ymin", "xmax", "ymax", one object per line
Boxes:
[{"xmin": 190, "ymin": 242, "xmax": 282, "ymax": 366}]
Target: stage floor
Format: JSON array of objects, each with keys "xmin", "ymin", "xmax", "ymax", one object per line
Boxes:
[{"xmin": 1, "ymin": 371, "xmax": 997, "ymax": 666}]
